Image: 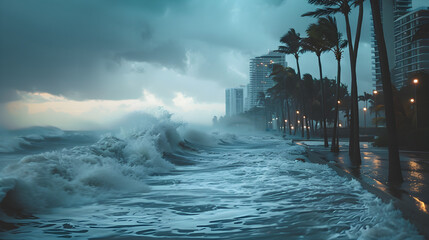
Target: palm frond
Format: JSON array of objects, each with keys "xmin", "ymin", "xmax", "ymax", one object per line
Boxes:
[{"xmin": 302, "ymin": 7, "xmax": 340, "ymax": 17}]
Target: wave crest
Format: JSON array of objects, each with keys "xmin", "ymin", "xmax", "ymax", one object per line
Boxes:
[{"xmin": 0, "ymin": 113, "xmax": 182, "ymax": 213}]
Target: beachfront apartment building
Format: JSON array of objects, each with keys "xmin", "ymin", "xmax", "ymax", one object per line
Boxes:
[
  {"xmin": 393, "ymin": 7, "xmax": 429, "ymax": 88},
  {"xmin": 371, "ymin": 0, "xmax": 412, "ymax": 91},
  {"xmin": 247, "ymin": 51, "xmax": 286, "ymax": 109},
  {"xmin": 225, "ymin": 88, "xmax": 244, "ymax": 117}
]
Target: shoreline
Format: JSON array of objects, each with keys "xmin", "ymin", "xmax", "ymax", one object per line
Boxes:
[{"xmin": 301, "ymin": 141, "xmax": 429, "ymax": 239}]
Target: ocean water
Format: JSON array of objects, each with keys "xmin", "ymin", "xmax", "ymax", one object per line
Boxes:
[{"xmin": 0, "ymin": 114, "xmax": 423, "ymax": 239}]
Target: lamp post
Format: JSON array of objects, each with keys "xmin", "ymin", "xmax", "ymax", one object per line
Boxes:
[
  {"xmin": 295, "ymin": 110, "xmax": 299, "ymax": 135},
  {"xmin": 373, "ymin": 90, "xmax": 378, "ymax": 128},
  {"xmin": 363, "ymin": 107, "xmax": 367, "ymax": 129},
  {"xmin": 412, "ymin": 78, "xmax": 418, "ymax": 128}
]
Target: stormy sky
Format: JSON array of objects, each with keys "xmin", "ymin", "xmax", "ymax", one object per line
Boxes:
[{"xmin": 0, "ymin": 0, "xmax": 427, "ymax": 129}]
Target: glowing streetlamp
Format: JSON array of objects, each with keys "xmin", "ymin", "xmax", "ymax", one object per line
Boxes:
[
  {"xmin": 296, "ymin": 110, "xmax": 300, "ymax": 115},
  {"xmin": 373, "ymin": 90, "xmax": 378, "ymax": 128},
  {"xmin": 337, "ymin": 100, "xmax": 341, "ymax": 104},
  {"xmin": 412, "ymin": 78, "xmax": 419, "ymax": 128},
  {"xmin": 410, "ymin": 98, "xmax": 415, "ymax": 103},
  {"xmin": 363, "ymin": 107, "xmax": 367, "ymax": 129}
]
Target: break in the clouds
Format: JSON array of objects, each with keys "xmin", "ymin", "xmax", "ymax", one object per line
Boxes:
[{"xmin": 4, "ymin": 0, "xmax": 426, "ymax": 128}]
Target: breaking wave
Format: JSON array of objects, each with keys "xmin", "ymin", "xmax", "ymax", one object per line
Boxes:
[{"xmin": 0, "ymin": 113, "xmax": 191, "ymax": 213}]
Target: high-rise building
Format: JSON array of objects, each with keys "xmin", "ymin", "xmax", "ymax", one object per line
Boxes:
[
  {"xmin": 393, "ymin": 7, "xmax": 429, "ymax": 88},
  {"xmin": 247, "ymin": 51, "xmax": 287, "ymax": 109},
  {"xmin": 371, "ymin": 0, "xmax": 412, "ymax": 90},
  {"xmin": 225, "ymin": 88, "xmax": 244, "ymax": 117}
]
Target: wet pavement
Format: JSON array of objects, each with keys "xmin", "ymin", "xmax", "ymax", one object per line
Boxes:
[{"xmin": 296, "ymin": 140, "xmax": 429, "ymax": 238}]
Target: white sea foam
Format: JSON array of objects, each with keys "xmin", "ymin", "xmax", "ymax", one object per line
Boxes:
[
  {"xmin": 0, "ymin": 124, "xmax": 423, "ymax": 239},
  {"xmin": 0, "ymin": 114, "xmax": 181, "ymax": 213}
]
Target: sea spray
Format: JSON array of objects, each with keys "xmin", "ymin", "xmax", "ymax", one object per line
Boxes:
[{"xmin": 0, "ymin": 114, "xmax": 183, "ymax": 213}]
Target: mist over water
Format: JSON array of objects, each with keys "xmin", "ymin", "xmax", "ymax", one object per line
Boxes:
[{"xmin": 0, "ymin": 113, "xmax": 423, "ymax": 239}]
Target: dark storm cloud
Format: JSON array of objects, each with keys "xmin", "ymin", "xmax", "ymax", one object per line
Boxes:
[
  {"xmin": 0, "ymin": 0, "xmax": 373, "ymax": 103},
  {"xmin": 0, "ymin": 0, "xmax": 191, "ymax": 101}
]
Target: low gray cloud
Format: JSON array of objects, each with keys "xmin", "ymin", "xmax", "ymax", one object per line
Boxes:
[{"xmin": 0, "ymin": 0, "xmax": 376, "ymax": 105}]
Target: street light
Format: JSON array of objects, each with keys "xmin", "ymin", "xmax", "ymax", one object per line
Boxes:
[
  {"xmin": 363, "ymin": 107, "xmax": 367, "ymax": 129},
  {"xmin": 337, "ymin": 100, "xmax": 341, "ymax": 104},
  {"xmin": 410, "ymin": 98, "xmax": 415, "ymax": 103},
  {"xmin": 296, "ymin": 110, "xmax": 300, "ymax": 114},
  {"xmin": 412, "ymin": 78, "xmax": 419, "ymax": 128},
  {"xmin": 373, "ymin": 90, "xmax": 378, "ymax": 128}
]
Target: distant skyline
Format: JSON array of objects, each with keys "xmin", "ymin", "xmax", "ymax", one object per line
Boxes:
[{"xmin": 1, "ymin": 0, "xmax": 428, "ymax": 129}]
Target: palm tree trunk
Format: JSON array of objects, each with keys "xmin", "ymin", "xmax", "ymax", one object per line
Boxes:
[
  {"xmin": 344, "ymin": 13, "xmax": 361, "ymax": 165},
  {"xmin": 282, "ymin": 99, "xmax": 286, "ymax": 135},
  {"xmin": 311, "ymin": 118, "xmax": 314, "ymax": 135},
  {"xmin": 295, "ymin": 56, "xmax": 305, "ymax": 138},
  {"xmin": 306, "ymin": 117, "xmax": 310, "ymax": 139},
  {"xmin": 331, "ymin": 58, "xmax": 341, "ymax": 152},
  {"xmin": 317, "ymin": 54, "xmax": 329, "ymax": 147},
  {"xmin": 370, "ymin": 0, "xmax": 403, "ymax": 184},
  {"xmin": 353, "ymin": 2, "xmax": 364, "ymax": 61},
  {"xmin": 295, "ymin": 56, "xmax": 301, "ymax": 80},
  {"xmin": 286, "ymin": 98, "xmax": 291, "ymax": 135}
]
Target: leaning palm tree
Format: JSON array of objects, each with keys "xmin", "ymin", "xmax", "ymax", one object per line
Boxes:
[
  {"xmin": 369, "ymin": 0, "xmax": 403, "ymax": 184},
  {"xmin": 276, "ymin": 29, "xmax": 306, "ymax": 138},
  {"xmin": 276, "ymin": 29, "xmax": 303, "ymax": 79},
  {"xmin": 303, "ymin": 0, "xmax": 364, "ymax": 164},
  {"xmin": 318, "ymin": 16, "xmax": 347, "ymax": 152},
  {"xmin": 301, "ymin": 23, "xmax": 331, "ymax": 147}
]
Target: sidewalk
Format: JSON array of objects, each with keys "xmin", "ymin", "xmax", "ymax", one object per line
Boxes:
[{"xmin": 296, "ymin": 140, "xmax": 429, "ymax": 239}]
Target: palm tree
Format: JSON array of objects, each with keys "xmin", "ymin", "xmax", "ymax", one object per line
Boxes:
[
  {"xmin": 369, "ymin": 0, "xmax": 403, "ymax": 184},
  {"xmin": 269, "ymin": 65, "xmax": 299, "ymax": 135},
  {"xmin": 276, "ymin": 29, "xmax": 306, "ymax": 137},
  {"xmin": 358, "ymin": 92, "xmax": 373, "ymax": 109},
  {"xmin": 303, "ymin": 0, "xmax": 364, "ymax": 164},
  {"xmin": 369, "ymin": 93, "xmax": 384, "ymax": 128},
  {"xmin": 317, "ymin": 16, "xmax": 348, "ymax": 152},
  {"xmin": 302, "ymin": 23, "xmax": 331, "ymax": 147},
  {"xmin": 302, "ymin": 74, "xmax": 316, "ymax": 139},
  {"xmin": 276, "ymin": 29, "xmax": 303, "ymax": 79}
]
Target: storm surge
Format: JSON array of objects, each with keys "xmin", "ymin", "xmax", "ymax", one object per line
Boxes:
[
  {"xmin": 0, "ymin": 113, "xmax": 424, "ymax": 239},
  {"xmin": 0, "ymin": 113, "xmax": 195, "ymax": 213}
]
